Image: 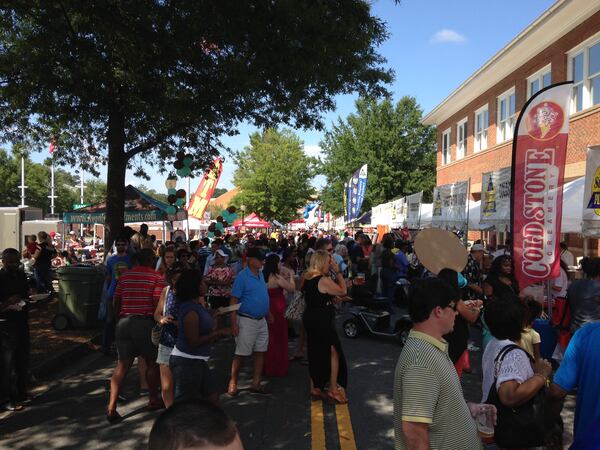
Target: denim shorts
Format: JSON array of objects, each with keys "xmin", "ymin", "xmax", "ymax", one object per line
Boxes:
[
  {"xmin": 156, "ymin": 344, "xmax": 173, "ymax": 365},
  {"xmin": 169, "ymin": 355, "xmax": 216, "ymax": 402}
]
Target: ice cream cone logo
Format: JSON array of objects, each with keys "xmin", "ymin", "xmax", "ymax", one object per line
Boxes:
[{"xmin": 526, "ymin": 101, "xmax": 564, "ymax": 141}]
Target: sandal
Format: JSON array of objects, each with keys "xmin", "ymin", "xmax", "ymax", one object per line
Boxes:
[
  {"xmin": 327, "ymin": 389, "xmax": 348, "ymax": 404},
  {"xmin": 227, "ymin": 383, "xmax": 238, "ymax": 397},
  {"xmin": 3, "ymin": 403, "xmax": 24, "ymax": 412},
  {"xmin": 310, "ymin": 388, "xmax": 328, "ymax": 401},
  {"xmin": 249, "ymin": 385, "xmax": 271, "ymax": 396},
  {"xmin": 106, "ymin": 410, "xmax": 123, "ymax": 424}
]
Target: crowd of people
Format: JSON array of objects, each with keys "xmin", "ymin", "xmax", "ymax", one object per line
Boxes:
[{"xmin": 3, "ymin": 222, "xmax": 600, "ymax": 449}]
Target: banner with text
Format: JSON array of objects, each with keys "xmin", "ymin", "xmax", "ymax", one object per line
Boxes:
[
  {"xmin": 480, "ymin": 167, "xmax": 511, "ymax": 231},
  {"xmin": 187, "ymin": 157, "xmax": 223, "ymax": 220},
  {"xmin": 582, "ymin": 146, "xmax": 600, "ymax": 237},
  {"xmin": 431, "ymin": 182, "xmax": 468, "ymax": 230},
  {"xmin": 511, "ymin": 82, "xmax": 571, "ymax": 289},
  {"xmin": 406, "ymin": 192, "xmax": 423, "ymax": 229},
  {"xmin": 390, "ymin": 197, "xmax": 406, "ymax": 228},
  {"xmin": 347, "ymin": 164, "xmax": 368, "ymax": 223}
]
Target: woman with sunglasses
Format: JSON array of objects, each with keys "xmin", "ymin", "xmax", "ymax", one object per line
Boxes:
[
  {"xmin": 438, "ymin": 268, "xmax": 482, "ymax": 378},
  {"xmin": 153, "ymin": 262, "xmax": 185, "ymax": 407}
]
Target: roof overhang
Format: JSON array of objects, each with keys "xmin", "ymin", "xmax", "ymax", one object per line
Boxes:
[{"xmin": 422, "ymin": 0, "xmax": 600, "ymax": 126}]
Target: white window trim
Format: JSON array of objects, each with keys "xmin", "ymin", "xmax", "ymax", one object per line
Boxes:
[
  {"xmin": 441, "ymin": 128, "xmax": 451, "ymax": 165},
  {"xmin": 497, "ymin": 87, "xmax": 516, "ymax": 144},
  {"xmin": 568, "ymin": 31, "xmax": 600, "ymax": 114},
  {"xmin": 527, "ymin": 64, "xmax": 552, "ymax": 99},
  {"xmin": 474, "ymin": 104, "xmax": 488, "ymax": 153},
  {"xmin": 456, "ymin": 118, "xmax": 467, "ymax": 160}
]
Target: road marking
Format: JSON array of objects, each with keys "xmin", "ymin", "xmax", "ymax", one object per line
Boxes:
[
  {"xmin": 335, "ymin": 402, "xmax": 357, "ymax": 450},
  {"xmin": 311, "ymin": 399, "xmax": 326, "ymax": 450}
]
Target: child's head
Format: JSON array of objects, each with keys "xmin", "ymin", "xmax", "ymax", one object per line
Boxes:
[
  {"xmin": 523, "ymin": 296, "xmax": 542, "ymax": 326},
  {"xmin": 149, "ymin": 399, "xmax": 242, "ymax": 450}
]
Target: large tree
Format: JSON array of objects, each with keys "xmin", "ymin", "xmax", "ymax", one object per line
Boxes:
[
  {"xmin": 320, "ymin": 97, "xmax": 436, "ymax": 216},
  {"xmin": 233, "ymin": 129, "xmax": 316, "ymax": 223},
  {"xmin": 0, "ymin": 1, "xmax": 392, "ymax": 246}
]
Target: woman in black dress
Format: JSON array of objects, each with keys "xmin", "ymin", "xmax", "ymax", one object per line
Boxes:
[
  {"xmin": 483, "ymin": 255, "xmax": 519, "ymax": 299},
  {"xmin": 302, "ymin": 249, "xmax": 348, "ymax": 403}
]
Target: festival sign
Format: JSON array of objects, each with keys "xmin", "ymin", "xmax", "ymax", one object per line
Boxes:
[
  {"xmin": 480, "ymin": 167, "xmax": 511, "ymax": 230},
  {"xmin": 390, "ymin": 197, "xmax": 406, "ymax": 228},
  {"xmin": 582, "ymin": 146, "xmax": 600, "ymax": 237},
  {"xmin": 347, "ymin": 164, "xmax": 368, "ymax": 223},
  {"xmin": 406, "ymin": 191, "xmax": 423, "ymax": 229},
  {"xmin": 187, "ymin": 157, "xmax": 223, "ymax": 220},
  {"xmin": 511, "ymin": 82, "xmax": 572, "ymax": 289},
  {"xmin": 431, "ymin": 181, "xmax": 468, "ymax": 230}
]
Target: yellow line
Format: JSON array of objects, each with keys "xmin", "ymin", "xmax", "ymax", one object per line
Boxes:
[
  {"xmin": 335, "ymin": 401, "xmax": 357, "ymax": 450},
  {"xmin": 311, "ymin": 399, "xmax": 326, "ymax": 450}
]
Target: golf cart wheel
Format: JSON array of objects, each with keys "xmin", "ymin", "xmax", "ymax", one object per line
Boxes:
[
  {"xmin": 343, "ymin": 319, "xmax": 359, "ymax": 338},
  {"xmin": 52, "ymin": 314, "xmax": 69, "ymax": 331}
]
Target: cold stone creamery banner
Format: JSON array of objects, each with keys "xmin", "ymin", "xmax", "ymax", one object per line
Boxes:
[{"xmin": 511, "ymin": 82, "xmax": 571, "ymax": 289}]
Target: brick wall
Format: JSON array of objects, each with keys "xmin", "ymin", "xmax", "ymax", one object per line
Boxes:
[{"xmin": 436, "ymin": 10, "xmax": 600, "ymax": 195}]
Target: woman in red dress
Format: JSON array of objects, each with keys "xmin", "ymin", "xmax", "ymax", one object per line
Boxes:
[{"xmin": 263, "ymin": 254, "xmax": 296, "ymax": 377}]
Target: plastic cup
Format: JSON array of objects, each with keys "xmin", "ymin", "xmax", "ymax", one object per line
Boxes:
[
  {"xmin": 476, "ymin": 405, "xmax": 495, "ymax": 439},
  {"xmin": 355, "ymin": 273, "xmax": 365, "ymax": 285}
]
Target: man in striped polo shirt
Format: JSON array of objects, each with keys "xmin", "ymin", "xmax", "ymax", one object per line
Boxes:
[
  {"xmin": 106, "ymin": 249, "xmax": 165, "ymax": 423},
  {"xmin": 394, "ymin": 277, "xmax": 483, "ymax": 450}
]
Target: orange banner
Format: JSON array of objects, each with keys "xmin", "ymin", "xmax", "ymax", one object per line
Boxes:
[{"xmin": 187, "ymin": 157, "xmax": 223, "ymax": 220}]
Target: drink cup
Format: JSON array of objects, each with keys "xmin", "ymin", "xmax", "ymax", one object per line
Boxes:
[
  {"xmin": 355, "ymin": 273, "xmax": 365, "ymax": 285},
  {"xmin": 476, "ymin": 404, "xmax": 495, "ymax": 439}
]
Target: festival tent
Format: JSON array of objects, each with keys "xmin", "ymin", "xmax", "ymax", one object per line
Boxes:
[
  {"xmin": 63, "ymin": 185, "xmax": 187, "ymax": 224},
  {"xmin": 232, "ymin": 213, "xmax": 270, "ymax": 228}
]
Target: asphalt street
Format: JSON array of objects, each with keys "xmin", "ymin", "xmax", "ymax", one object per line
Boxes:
[{"xmin": 0, "ymin": 310, "xmax": 576, "ymax": 450}]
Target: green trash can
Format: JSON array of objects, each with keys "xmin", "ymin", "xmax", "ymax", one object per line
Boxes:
[{"xmin": 53, "ymin": 265, "xmax": 106, "ymax": 330}]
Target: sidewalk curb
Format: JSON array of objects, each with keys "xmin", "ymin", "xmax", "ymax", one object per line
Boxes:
[{"xmin": 31, "ymin": 333, "xmax": 103, "ymax": 380}]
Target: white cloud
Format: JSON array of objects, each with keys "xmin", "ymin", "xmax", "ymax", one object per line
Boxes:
[
  {"xmin": 303, "ymin": 144, "xmax": 323, "ymax": 159},
  {"xmin": 430, "ymin": 29, "xmax": 467, "ymax": 44}
]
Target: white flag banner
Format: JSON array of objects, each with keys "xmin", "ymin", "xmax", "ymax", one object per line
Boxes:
[
  {"xmin": 406, "ymin": 192, "xmax": 423, "ymax": 229},
  {"xmin": 391, "ymin": 197, "xmax": 406, "ymax": 227},
  {"xmin": 432, "ymin": 181, "xmax": 468, "ymax": 230},
  {"xmin": 582, "ymin": 146, "xmax": 600, "ymax": 237},
  {"xmin": 479, "ymin": 167, "xmax": 511, "ymax": 231}
]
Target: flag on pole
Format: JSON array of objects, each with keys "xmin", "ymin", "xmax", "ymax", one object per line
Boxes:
[
  {"xmin": 511, "ymin": 82, "xmax": 572, "ymax": 289},
  {"xmin": 347, "ymin": 164, "xmax": 368, "ymax": 223}
]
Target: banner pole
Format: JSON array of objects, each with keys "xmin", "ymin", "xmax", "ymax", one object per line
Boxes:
[{"xmin": 464, "ymin": 178, "xmax": 471, "ymax": 246}]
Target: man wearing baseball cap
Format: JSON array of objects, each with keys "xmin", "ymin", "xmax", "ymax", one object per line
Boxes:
[{"xmin": 227, "ymin": 247, "xmax": 270, "ymax": 396}]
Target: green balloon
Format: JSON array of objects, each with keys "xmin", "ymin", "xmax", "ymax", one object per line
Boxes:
[
  {"xmin": 168, "ymin": 188, "xmax": 177, "ymax": 196},
  {"xmin": 216, "ymin": 222, "xmax": 224, "ymax": 231},
  {"xmin": 208, "ymin": 231, "xmax": 214, "ymax": 238},
  {"xmin": 183, "ymin": 157, "xmax": 193, "ymax": 167},
  {"xmin": 176, "ymin": 198, "xmax": 185, "ymax": 206},
  {"xmin": 166, "ymin": 205, "xmax": 176, "ymax": 215}
]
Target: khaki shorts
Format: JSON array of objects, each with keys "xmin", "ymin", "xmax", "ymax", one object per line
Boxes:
[
  {"xmin": 115, "ymin": 316, "xmax": 158, "ymax": 361},
  {"xmin": 235, "ymin": 316, "xmax": 268, "ymax": 356}
]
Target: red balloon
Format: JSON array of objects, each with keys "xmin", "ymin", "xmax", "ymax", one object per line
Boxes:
[
  {"xmin": 176, "ymin": 151, "xmax": 185, "ymax": 160},
  {"xmin": 214, "ymin": 229, "xmax": 222, "ymax": 237},
  {"xmin": 208, "ymin": 223, "xmax": 216, "ymax": 232},
  {"xmin": 174, "ymin": 160, "xmax": 184, "ymax": 170},
  {"xmin": 167, "ymin": 194, "xmax": 177, "ymax": 204},
  {"xmin": 176, "ymin": 189, "xmax": 186, "ymax": 198},
  {"xmin": 227, "ymin": 205, "xmax": 236, "ymax": 214},
  {"xmin": 216, "ymin": 215, "xmax": 223, "ymax": 222}
]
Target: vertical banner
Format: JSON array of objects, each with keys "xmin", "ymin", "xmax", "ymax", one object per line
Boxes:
[
  {"xmin": 406, "ymin": 192, "xmax": 423, "ymax": 229},
  {"xmin": 391, "ymin": 197, "xmax": 406, "ymax": 228},
  {"xmin": 582, "ymin": 146, "xmax": 600, "ymax": 237},
  {"xmin": 347, "ymin": 164, "xmax": 368, "ymax": 223},
  {"xmin": 480, "ymin": 167, "xmax": 512, "ymax": 230},
  {"xmin": 511, "ymin": 82, "xmax": 572, "ymax": 289},
  {"xmin": 343, "ymin": 181, "xmax": 348, "ymax": 225},
  {"xmin": 187, "ymin": 157, "xmax": 223, "ymax": 220},
  {"xmin": 431, "ymin": 182, "xmax": 468, "ymax": 230}
]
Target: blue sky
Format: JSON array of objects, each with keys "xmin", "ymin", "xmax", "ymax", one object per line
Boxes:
[{"xmin": 31, "ymin": 0, "xmax": 555, "ymax": 197}]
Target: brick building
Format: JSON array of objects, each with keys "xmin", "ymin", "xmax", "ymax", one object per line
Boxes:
[{"xmin": 422, "ymin": 0, "xmax": 600, "ymax": 254}]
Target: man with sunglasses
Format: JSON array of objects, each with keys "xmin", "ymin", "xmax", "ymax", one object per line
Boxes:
[{"xmin": 394, "ymin": 277, "xmax": 484, "ymax": 450}]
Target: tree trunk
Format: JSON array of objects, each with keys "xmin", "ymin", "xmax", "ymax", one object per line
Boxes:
[{"xmin": 104, "ymin": 109, "xmax": 127, "ymax": 255}]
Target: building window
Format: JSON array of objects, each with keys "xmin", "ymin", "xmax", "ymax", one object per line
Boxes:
[
  {"xmin": 527, "ymin": 65, "xmax": 552, "ymax": 99},
  {"xmin": 497, "ymin": 88, "xmax": 516, "ymax": 143},
  {"xmin": 456, "ymin": 119, "xmax": 467, "ymax": 159},
  {"xmin": 442, "ymin": 128, "xmax": 451, "ymax": 165},
  {"xmin": 569, "ymin": 37, "xmax": 600, "ymax": 113},
  {"xmin": 474, "ymin": 105, "xmax": 488, "ymax": 152}
]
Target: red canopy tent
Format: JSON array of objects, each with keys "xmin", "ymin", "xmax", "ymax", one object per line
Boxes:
[{"xmin": 233, "ymin": 213, "xmax": 270, "ymax": 228}]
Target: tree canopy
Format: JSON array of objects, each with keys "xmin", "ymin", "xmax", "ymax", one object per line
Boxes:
[
  {"xmin": 319, "ymin": 97, "xmax": 436, "ymax": 216},
  {"xmin": 233, "ymin": 129, "xmax": 316, "ymax": 223},
  {"xmin": 0, "ymin": 1, "xmax": 393, "ymax": 245}
]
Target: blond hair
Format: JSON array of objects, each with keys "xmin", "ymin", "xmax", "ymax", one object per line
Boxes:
[{"xmin": 306, "ymin": 249, "xmax": 330, "ymax": 279}]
